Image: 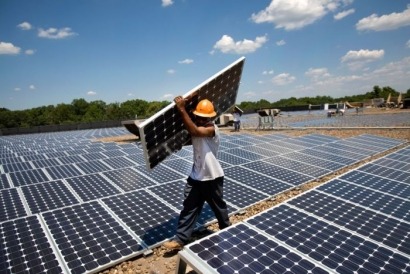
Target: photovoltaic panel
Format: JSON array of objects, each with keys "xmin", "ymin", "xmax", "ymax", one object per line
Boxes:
[
  {"xmin": 0, "ymin": 188, "xmax": 27, "ymax": 222},
  {"xmin": 100, "ymin": 156, "xmax": 136, "ymax": 169},
  {"xmin": 357, "ymin": 163, "xmax": 410, "ymax": 183},
  {"xmin": 220, "ymin": 147, "xmax": 267, "ymax": 161},
  {"xmin": 246, "ymin": 204, "xmax": 410, "ymax": 273},
  {"xmin": 372, "ymin": 157, "xmax": 410, "ymax": 172},
  {"xmin": 178, "ymin": 223, "xmax": 329, "ymax": 274},
  {"xmin": 224, "ymin": 165, "xmax": 292, "ymax": 196},
  {"xmin": 0, "ymin": 215, "xmax": 64, "ymax": 274},
  {"xmin": 45, "ymin": 164, "xmax": 84, "ymax": 180},
  {"xmin": 0, "ymin": 174, "xmax": 11, "ymax": 189},
  {"xmin": 240, "ymin": 145, "xmax": 281, "ymax": 158},
  {"xmin": 21, "ymin": 181, "xmax": 80, "ymax": 214},
  {"xmin": 298, "ymin": 148, "xmax": 356, "ymax": 166},
  {"xmin": 101, "ymin": 190, "xmax": 179, "ymax": 247},
  {"xmin": 42, "ymin": 201, "xmax": 144, "ymax": 274},
  {"xmin": 317, "ymin": 179, "xmax": 410, "ymax": 222},
  {"xmin": 264, "ymin": 156, "xmax": 331, "ymax": 178},
  {"xmin": 288, "ymin": 190, "xmax": 410, "ymax": 255},
  {"xmin": 66, "ymin": 174, "xmax": 121, "ymax": 202},
  {"xmin": 134, "ymin": 164, "xmax": 186, "ymax": 184},
  {"xmin": 2, "ymin": 162, "xmax": 34, "ymax": 173},
  {"xmin": 310, "ymin": 145, "xmax": 367, "ymax": 160},
  {"xmin": 8, "ymin": 169, "xmax": 50, "ymax": 187},
  {"xmin": 243, "ymin": 160, "xmax": 314, "ymax": 186},
  {"xmin": 255, "ymin": 143, "xmax": 295, "ymax": 154},
  {"xmin": 223, "ymin": 178, "xmax": 270, "ymax": 209},
  {"xmin": 138, "ymin": 57, "xmax": 245, "ymax": 170},
  {"xmin": 147, "ymin": 180, "xmax": 239, "ymax": 227},
  {"xmin": 75, "ymin": 160, "xmax": 112, "ymax": 174},
  {"xmin": 101, "ymin": 167, "xmax": 157, "ymax": 192},
  {"xmin": 162, "ymin": 158, "xmax": 193, "ymax": 175},
  {"xmin": 217, "ymin": 151, "xmax": 252, "ymax": 166},
  {"xmin": 80, "ymin": 152, "xmax": 107, "ymax": 161},
  {"xmin": 385, "ymin": 152, "xmax": 410, "ymax": 163},
  {"xmin": 281, "ymin": 152, "xmax": 345, "ymax": 171},
  {"xmin": 338, "ymin": 170, "xmax": 410, "ymax": 199},
  {"xmin": 31, "ymin": 158, "xmax": 62, "ymax": 169}
]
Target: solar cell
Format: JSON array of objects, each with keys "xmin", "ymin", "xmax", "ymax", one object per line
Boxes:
[
  {"xmin": 2, "ymin": 161, "xmax": 34, "ymax": 173},
  {"xmin": 372, "ymin": 157, "xmax": 410, "ymax": 171},
  {"xmin": 31, "ymin": 158, "xmax": 62, "ymax": 169},
  {"xmin": 138, "ymin": 57, "xmax": 245, "ymax": 170},
  {"xmin": 42, "ymin": 201, "xmax": 143, "ymax": 274},
  {"xmin": 162, "ymin": 158, "xmax": 193, "ymax": 175},
  {"xmin": 217, "ymin": 151, "xmax": 252, "ymax": 166},
  {"xmin": 310, "ymin": 145, "xmax": 367, "ymax": 160},
  {"xmin": 0, "ymin": 215, "xmax": 64, "ymax": 274},
  {"xmin": 220, "ymin": 147, "xmax": 267, "ymax": 161},
  {"xmin": 80, "ymin": 152, "xmax": 107, "ymax": 161},
  {"xmin": 255, "ymin": 143, "xmax": 295, "ymax": 154}
]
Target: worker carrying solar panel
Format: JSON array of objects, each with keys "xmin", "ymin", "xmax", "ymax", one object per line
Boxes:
[{"xmin": 163, "ymin": 96, "xmax": 231, "ymax": 250}]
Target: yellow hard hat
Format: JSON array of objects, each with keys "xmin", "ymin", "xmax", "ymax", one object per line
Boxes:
[{"xmin": 193, "ymin": 99, "xmax": 217, "ymax": 117}]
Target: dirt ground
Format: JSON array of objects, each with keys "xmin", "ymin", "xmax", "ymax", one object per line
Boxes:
[{"xmin": 98, "ymin": 109, "xmax": 410, "ymax": 274}]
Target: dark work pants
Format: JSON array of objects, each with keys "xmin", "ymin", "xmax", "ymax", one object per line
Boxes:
[{"xmin": 175, "ymin": 176, "xmax": 230, "ymax": 244}]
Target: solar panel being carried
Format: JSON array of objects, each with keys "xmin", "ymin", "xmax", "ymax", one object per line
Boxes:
[{"xmin": 137, "ymin": 57, "xmax": 245, "ymax": 170}]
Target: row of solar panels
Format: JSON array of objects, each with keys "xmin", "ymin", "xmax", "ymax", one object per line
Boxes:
[
  {"xmin": 0, "ymin": 129, "xmax": 406, "ymax": 274},
  {"xmin": 178, "ymin": 145, "xmax": 410, "ymax": 274}
]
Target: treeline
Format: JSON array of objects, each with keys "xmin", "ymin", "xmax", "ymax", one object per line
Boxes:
[
  {"xmin": 1, "ymin": 86, "xmax": 409, "ymax": 129},
  {"xmin": 237, "ymin": 86, "xmax": 409, "ymax": 110}
]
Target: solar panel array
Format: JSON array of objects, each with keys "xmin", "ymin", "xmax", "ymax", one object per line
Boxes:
[
  {"xmin": 0, "ymin": 128, "xmax": 406, "ymax": 274},
  {"xmin": 178, "ymin": 144, "xmax": 410, "ymax": 274}
]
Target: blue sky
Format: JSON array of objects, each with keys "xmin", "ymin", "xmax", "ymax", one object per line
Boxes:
[{"xmin": 1, "ymin": 0, "xmax": 409, "ymax": 111}]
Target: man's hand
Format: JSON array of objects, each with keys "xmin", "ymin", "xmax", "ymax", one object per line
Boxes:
[{"xmin": 174, "ymin": 96, "xmax": 185, "ymax": 110}]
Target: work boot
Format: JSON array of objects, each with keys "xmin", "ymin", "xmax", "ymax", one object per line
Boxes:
[{"xmin": 163, "ymin": 240, "xmax": 184, "ymax": 250}]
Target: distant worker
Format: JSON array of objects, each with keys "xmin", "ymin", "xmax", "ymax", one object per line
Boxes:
[
  {"xmin": 163, "ymin": 96, "xmax": 230, "ymax": 250},
  {"xmin": 233, "ymin": 109, "xmax": 241, "ymax": 132}
]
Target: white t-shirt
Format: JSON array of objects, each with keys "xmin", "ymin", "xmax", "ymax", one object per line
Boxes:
[
  {"xmin": 233, "ymin": 112, "xmax": 241, "ymax": 122},
  {"xmin": 190, "ymin": 125, "xmax": 224, "ymax": 181}
]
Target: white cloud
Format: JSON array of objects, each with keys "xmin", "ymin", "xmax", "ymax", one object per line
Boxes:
[
  {"xmin": 162, "ymin": 94, "xmax": 174, "ymax": 100},
  {"xmin": 38, "ymin": 27, "xmax": 77, "ymax": 39},
  {"xmin": 276, "ymin": 40, "xmax": 286, "ymax": 46},
  {"xmin": 25, "ymin": 49, "xmax": 35, "ymax": 55},
  {"xmin": 334, "ymin": 8, "xmax": 355, "ymax": 20},
  {"xmin": 263, "ymin": 70, "xmax": 274, "ymax": 75},
  {"xmin": 0, "ymin": 42, "xmax": 21, "ymax": 55},
  {"xmin": 167, "ymin": 69, "xmax": 176, "ymax": 74},
  {"xmin": 17, "ymin": 22, "xmax": 32, "ymax": 30},
  {"xmin": 305, "ymin": 67, "xmax": 331, "ymax": 80},
  {"xmin": 213, "ymin": 35, "xmax": 268, "ymax": 54},
  {"xmin": 162, "ymin": 0, "xmax": 173, "ymax": 7},
  {"xmin": 407, "ymin": 40, "xmax": 410, "ymax": 48},
  {"xmin": 341, "ymin": 49, "xmax": 384, "ymax": 70},
  {"xmin": 87, "ymin": 91, "xmax": 97, "ymax": 96},
  {"xmin": 29, "ymin": 85, "xmax": 36, "ymax": 90},
  {"xmin": 251, "ymin": 0, "xmax": 351, "ymax": 30},
  {"xmin": 272, "ymin": 73, "xmax": 296, "ymax": 85},
  {"xmin": 356, "ymin": 5, "xmax": 410, "ymax": 31},
  {"xmin": 178, "ymin": 59, "xmax": 193, "ymax": 64},
  {"xmin": 14, "ymin": 88, "xmax": 21, "ymax": 91},
  {"xmin": 341, "ymin": 49, "xmax": 384, "ymax": 63}
]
